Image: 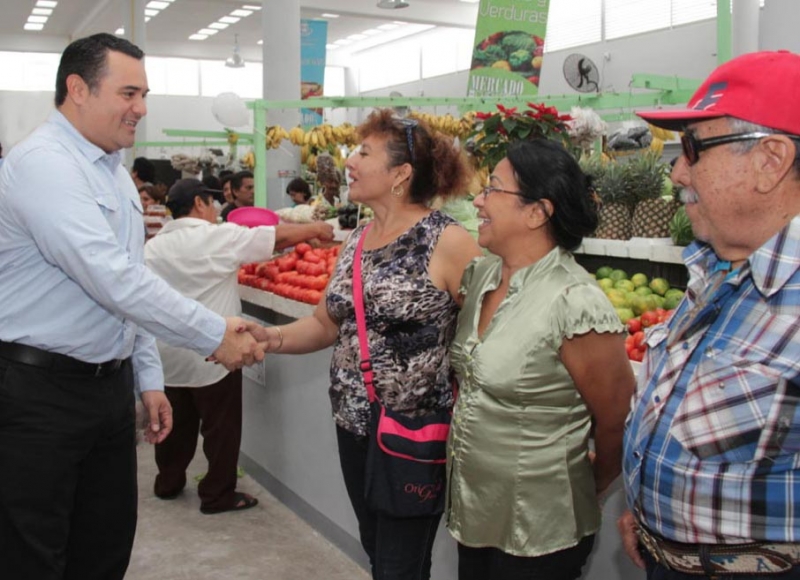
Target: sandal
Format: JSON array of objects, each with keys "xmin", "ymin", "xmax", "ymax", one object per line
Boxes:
[{"xmin": 200, "ymin": 492, "xmax": 258, "ymax": 515}]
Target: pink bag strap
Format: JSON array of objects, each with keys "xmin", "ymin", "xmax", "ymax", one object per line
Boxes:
[{"xmin": 353, "ymin": 223, "xmax": 378, "ymax": 404}]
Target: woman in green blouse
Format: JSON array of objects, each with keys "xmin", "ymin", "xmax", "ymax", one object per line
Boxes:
[{"xmin": 448, "ymin": 139, "xmax": 635, "ymax": 580}]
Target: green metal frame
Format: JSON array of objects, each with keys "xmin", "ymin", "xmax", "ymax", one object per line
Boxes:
[
  {"xmin": 244, "ymin": 85, "xmax": 699, "ymax": 206},
  {"xmin": 134, "ymin": 83, "xmax": 707, "ymax": 207},
  {"xmin": 717, "ymin": 0, "xmax": 732, "ymax": 65},
  {"xmin": 135, "ymin": 128, "xmax": 256, "ymax": 171}
]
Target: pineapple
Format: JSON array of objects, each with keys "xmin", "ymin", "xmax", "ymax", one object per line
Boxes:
[
  {"xmin": 581, "ymin": 155, "xmax": 634, "ymax": 240},
  {"xmin": 628, "ymin": 151, "xmax": 678, "ymax": 238}
]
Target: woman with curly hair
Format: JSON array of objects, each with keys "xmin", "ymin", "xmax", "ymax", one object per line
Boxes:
[{"xmin": 254, "ymin": 109, "xmax": 481, "ymax": 580}]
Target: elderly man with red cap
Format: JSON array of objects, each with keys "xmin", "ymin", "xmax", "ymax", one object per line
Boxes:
[{"xmin": 618, "ymin": 50, "xmax": 800, "ymax": 579}]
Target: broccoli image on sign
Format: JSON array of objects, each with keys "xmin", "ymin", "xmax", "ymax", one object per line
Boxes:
[{"xmin": 471, "ymin": 31, "xmax": 545, "ymax": 86}]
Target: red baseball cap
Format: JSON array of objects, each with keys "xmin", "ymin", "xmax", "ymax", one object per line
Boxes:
[{"xmin": 637, "ymin": 50, "xmax": 800, "ymax": 135}]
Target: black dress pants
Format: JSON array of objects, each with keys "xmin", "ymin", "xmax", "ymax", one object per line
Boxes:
[{"xmin": 0, "ymin": 357, "xmax": 137, "ymax": 580}]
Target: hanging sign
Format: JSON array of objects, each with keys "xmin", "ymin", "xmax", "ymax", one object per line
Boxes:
[
  {"xmin": 467, "ymin": 0, "xmax": 551, "ymax": 97},
  {"xmin": 301, "ymin": 19, "xmax": 328, "ymax": 127}
]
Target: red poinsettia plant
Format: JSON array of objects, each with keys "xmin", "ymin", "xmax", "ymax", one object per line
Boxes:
[{"xmin": 468, "ymin": 102, "xmax": 573, "ymax": 170}]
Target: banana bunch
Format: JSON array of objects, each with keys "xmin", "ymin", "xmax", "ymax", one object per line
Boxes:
[
  {"xmin": 301, "ymin": 126, "xmax": 329, "ymax": 149},
  {"xmin": 288, "ymin": 125, "xmax": 305, "ymax": 146},
  {"xmin": 332, "ymin": 123, "xmax": 358, "ymax": 147},
  {"xmin": 408, "ymin": 112, "xmax": 475, "ymax": 140},
  {"xmin": 266, "ymin": 125, "xmax": 290, "ymax": 149},
  {"xmin": 647, "ymin": 124, "xmax": 675, "ymax": 142},
  {"xmin": 240, "ymin": 151, "xmax": 255, "ymax": 170},
  {"xmin": 649, "ymin": 137, "xmax": 665, "ymax": 156}
]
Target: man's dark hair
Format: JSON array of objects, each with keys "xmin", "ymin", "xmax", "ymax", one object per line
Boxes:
[
  {"xmin": 168, "ymin": 192, "xmax": 213, "ymax": 220},
  {"xmin": 231, "ymin": 170, "xmax": 253, "ymax": 192},
  {"xmin": 202, "ymin": 175, "xmax": 225, "ymax": 204},
  {"xmin": 132, "ymin": 157, "xmax": 156, "ymax": 183},
  {"xmin": 55, "ymin": 33, "xmax": 144, "ymax": 107},
  {"xmin": 218, "ymin": 169, "xmax": 234, "ymax": 181}
]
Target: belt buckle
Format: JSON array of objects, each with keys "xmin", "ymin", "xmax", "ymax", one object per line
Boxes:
[
  {"xmin": 95, "ymin": 359, "xmax": 121, "ymax": 378},
  {"xmin": 638, "ymin": 527, "xmax": 671, "ymax": 569}
]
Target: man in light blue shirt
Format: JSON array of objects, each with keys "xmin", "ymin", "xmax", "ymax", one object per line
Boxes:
[{"xmin": 0, "ymin": 33, "xmax": 266, "ymax": 580}]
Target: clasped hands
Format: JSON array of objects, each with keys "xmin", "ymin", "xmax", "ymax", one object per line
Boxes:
[{"xmin": 209, "ymin": 317, "xmax": 283, "ymax": 370}]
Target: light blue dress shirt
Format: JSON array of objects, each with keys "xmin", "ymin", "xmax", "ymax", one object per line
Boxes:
[{"xmin": 0, "ymin": 110, "xmax": 226, "ymax": 392}]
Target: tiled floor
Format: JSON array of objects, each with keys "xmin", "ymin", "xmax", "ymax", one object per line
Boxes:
[{"xmin": 127, "ymin": 439, "xmax": 370, "ymax": 580}]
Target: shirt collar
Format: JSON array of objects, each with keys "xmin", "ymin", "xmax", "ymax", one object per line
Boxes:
[
  {"xmin": 683, "ymin": 216, "xmax": 800, "ymax": 298},
  {"xmin": 48, "ymin": 109, "xmax": 123, "ymax": 169},
  {"xmin": 157, "ymin": 217, "xmax": 211, "ymax": 235}
]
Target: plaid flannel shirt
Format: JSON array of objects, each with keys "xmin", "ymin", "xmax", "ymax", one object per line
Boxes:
[{"xmin": 624, "ymin": 217, "xmax": 800, "ymax": 544}]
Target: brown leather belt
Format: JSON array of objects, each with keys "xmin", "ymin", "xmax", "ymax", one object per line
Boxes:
[
  {"xmin": 638, "ymin": 524, "xmax": 800, "ymax": 576},
  {"xmin": 0, "ymin": 340, "xmax": 127, "ymax": 378}
]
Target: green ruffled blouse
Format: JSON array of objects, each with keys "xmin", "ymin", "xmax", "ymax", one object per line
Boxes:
[{"xmin": 447, "ymin": 247, "xmax": 623, "ymax": 557}]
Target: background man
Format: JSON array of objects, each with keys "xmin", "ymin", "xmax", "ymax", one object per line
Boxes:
[
  {"xmin": 145, "ymin": 179, "xmax": 332, "ymax": 515},
  {"xmin": 221, "ymin": 169, "xmax": 254, "ymax": 222},
  {"xmin": 0, "ymin": 33, "xmax": 265, "ymax": 580},
  {"xmin": 619, "ymin": 50, "xmax": 800, "ymax": 579},
  {"xmin": 131, "ymin": 155, "xmax": 155, "ymax": 188}
]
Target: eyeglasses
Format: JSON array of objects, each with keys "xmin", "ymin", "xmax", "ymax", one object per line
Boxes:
[
  {"xmin": 480, "ymin": 185, "xmax": 526, "ymax": 199},
  {"xmin": 680, "ymin": 131, "xmax": 800, "ymax": 166},
  {"xmin": 394, "ymin": 118, "xmax": 418, "ymax": 165}
]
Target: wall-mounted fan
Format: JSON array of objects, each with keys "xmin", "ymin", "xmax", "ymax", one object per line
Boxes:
[{"xmin": 563, "ymin": 53, "xmax": 600, "ymax": 93}]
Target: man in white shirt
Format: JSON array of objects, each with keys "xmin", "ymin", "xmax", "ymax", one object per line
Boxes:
[{"xmin": 144, "ymin": 178, "xmax": 333, "ymax": 514}]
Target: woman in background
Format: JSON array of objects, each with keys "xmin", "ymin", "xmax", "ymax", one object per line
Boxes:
[
  {"xmin": 286, "ymin": 177, "xmax": 312, "ymax": 205},
  {"xmin": 448, "ymin": 139, "xmax": 635, "ymax": 580}
]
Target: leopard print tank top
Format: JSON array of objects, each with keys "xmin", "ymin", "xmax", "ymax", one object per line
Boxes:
[{"xmin": 326, "ymin": 211, "xmax": 460, "ymax": 436}]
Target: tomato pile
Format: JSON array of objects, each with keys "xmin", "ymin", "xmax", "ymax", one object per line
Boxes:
[
  {"xmin": 624, "ymin": 308, "xmax": 674, "ymax": 362},
  {"xmin": 238, "ymin": 242, "xmax": 340, "ymax": 304}
]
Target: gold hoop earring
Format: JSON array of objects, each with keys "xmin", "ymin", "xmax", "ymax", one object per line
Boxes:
[{"xmin": 391, "ymin": 184, "xmax": 403, "ymax": 197}]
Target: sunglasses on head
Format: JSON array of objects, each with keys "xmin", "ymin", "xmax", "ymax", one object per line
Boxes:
[
  {"xmin": 680, "ymin": 130, "xmax": 800, "ymax": 166},
  {"xmin": 393, "ymin": 117, "xmax": 418, "ymax": 165}
]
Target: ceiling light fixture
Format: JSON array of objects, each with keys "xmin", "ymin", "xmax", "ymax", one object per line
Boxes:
[
  {"xmin": 225, "ymin": 34, "xmax": 245, "ymax": 68},
  {"xmin": 377, "ymin": 0, "xmax": 409, "ymax": 8},
  {"xmin": 321, "ymin": 13, "xmax": 340, "ymax": 18},
  {"xmin": 208, "ymin": 22, "xmax": 228, "ymax": 29},
  {"xmin": 24, "ymin": 22, "xmax": 45, "ymax": 31},
  {"xmin": 28, "ymin": 15, "xmax": 48, "ymax": 23},
  {"xmin": 32, "ymin": 8, "xmax": 53, "ymax": 15},
  {"xmin": 189, "ymin": 33, "xmax": 208, "ymax": 40},
  {"xmin": 146, "ymin": 1, "xmax": 169, "ymax": 8},
  {"xmin": 230, "ymin": 9, "xmax": 253, "ymax": 17},
  {"xmin": 242, "ymin": 4, "xmax": 262, "ymax": 10},
  {"xmin": 35, "ymin": 0, "xmax": 57, "ymax": 7},
  {"xmin": 219, "ymin": 16, "xmax": 240, "ymax": 24}
]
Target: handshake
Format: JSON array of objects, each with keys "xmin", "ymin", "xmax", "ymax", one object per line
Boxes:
[{"xmin": 209, "ymin": 316, "xmax": 282, "ymax": 370}]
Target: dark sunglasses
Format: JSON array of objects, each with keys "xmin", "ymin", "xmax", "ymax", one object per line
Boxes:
[
  {"xmin": 394, "ymin": 117, "xmax": 418, "ymax": 165},
  {"xmin": 680, "ymin": 131, "xmax": 800, "ymax": 166}
]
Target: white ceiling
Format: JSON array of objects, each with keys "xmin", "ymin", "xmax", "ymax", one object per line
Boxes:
[{"xmin": 1, "ymin": 0, "xmax": 479, "ymax": 61}]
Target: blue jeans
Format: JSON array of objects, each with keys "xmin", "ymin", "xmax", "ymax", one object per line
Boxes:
[
  {"xmin": 336, "ymin": 425, "xmax": 441, "ymax": 580},
  {"xmin": 643, "ymin": 547, "xmax": 800, "ymax": 580},
  {"xmin": 457, "ymin": 535, "xmax": 595, "ymax": 580}
]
